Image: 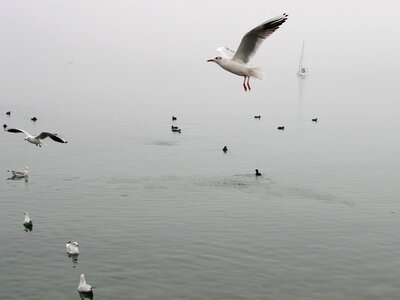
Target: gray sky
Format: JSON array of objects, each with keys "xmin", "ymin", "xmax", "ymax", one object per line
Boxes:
[{"xmin": 0, "ymin": 0, "xmax": 399, "ymax": 115}]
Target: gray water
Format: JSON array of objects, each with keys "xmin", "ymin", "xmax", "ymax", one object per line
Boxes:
[{"xmin": 1, "ymin": 69, "xmax": 400, "ymax": 300}]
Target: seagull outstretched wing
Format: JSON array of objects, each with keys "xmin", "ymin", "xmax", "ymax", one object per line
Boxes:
[
  {"xmin": 232, "ymin": 13, "xmax": 288, "ymax": 64},
  {"xmin": 6, "ymin": 128, "xmax": 31, "ymax": 136},
  {"xmin": 35, "ymin": 132, "xmax": 67, "ymax": 143}
]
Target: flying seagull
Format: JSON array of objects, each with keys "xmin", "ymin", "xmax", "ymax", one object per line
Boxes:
[
  {"xmin": 207, "ymin": 13, "xmax": 288, "ymax": 91},
  {"xmin": 5, "ymin": 128, "xmax": 67, "ymax": 146}
]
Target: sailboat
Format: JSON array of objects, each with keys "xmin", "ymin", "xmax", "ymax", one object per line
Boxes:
[{"xmin": 297, "ymin": 40, "xmax": 307, "ymax": 77}]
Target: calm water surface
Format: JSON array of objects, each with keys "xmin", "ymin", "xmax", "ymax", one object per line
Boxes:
[{"xmin": 1, "ymin": 73, "xmax": 400, "ymax": 299}]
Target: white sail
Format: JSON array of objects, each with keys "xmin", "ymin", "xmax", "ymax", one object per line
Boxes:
[{"xmin": 297, "ymin": 40, "xmax": 307, "ymax": 77}]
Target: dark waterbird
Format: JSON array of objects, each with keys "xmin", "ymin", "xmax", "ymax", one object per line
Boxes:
[
  {"xmin": 3, "ymin": 124, "xmax": 7, "ymax": 130},
  {"xmin": 31, "ymin": 117, "xmax": 37, "ymax": 122},
  {"xmin": 223, "ymin": 146, "xmax": 228, "ymax": 153},
  {"xmin": 312, "ymin": 118, "xmax": 318, "ymax": 122},
  {"xmin": 171, "ymin": 125, "xmax": 181, "ymax": 133},
  {"xmin": 277, "ymin": 126, "xmax": 285, "ymax": 130},
  {"xmin": 254, "ymin": 115, "xmax": 261, "ymax": 119},
  {"xmin": 255, "ymin": 169, "xmax": 262, "ymax": 176},
  {"xmin": 6, "ymin": 111, "xmax": 11, "ymax": 116},
  {"xmin": 172, "ymin": 116, "xmax": 177, "ymax": 121}
]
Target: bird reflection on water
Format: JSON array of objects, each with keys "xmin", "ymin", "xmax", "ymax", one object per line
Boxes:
[
  {"xmin": 68, "ymin": 253, "xmax": 79, "ymax": 266},
  {"xmin": 78, "ymin": 291, "xmax": 93, "ymax": 300},
  {"xmin": 23, "ymin": 222, "xmax": 33, "ymax": 232},
  {"xmin": 7, "ymin": 175, "xmax": 29, "ymax": 183}
]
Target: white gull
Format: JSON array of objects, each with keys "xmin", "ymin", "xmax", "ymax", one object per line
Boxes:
[
  {"xmin": 8, "ymin": 166, "xmax": 29, "ymax": 178},
  {"xmin": 23, "ymin": 212, "xmax": 33, "ymax": 231},
  {"xmin": 23, "ymin": 212, "xmax": 32, "ymax": 226},
  {"xmin": 5, "ymin": 128, "xmax": 67, "ymax": 146},
  {"xmin": 207, "ymin": 13, "xmax": 288, "ymax": 91},
  {"xmin": 78, "ymin": 274, "xmax": 93, "ymax": 293},
  {"xmin": 66, "ymin": 241, "xmax": 80, "ymax": 255}
]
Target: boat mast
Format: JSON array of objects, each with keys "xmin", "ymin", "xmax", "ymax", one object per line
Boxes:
[{"xmin": 298, "ymin": 40, "xmax": 305, "ymax": 74}]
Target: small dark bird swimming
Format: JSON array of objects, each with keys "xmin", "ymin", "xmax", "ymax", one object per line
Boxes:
[
  {"xmin": 223, "ymin": 146, "xmax": 228, "ymax": 153},
  {"xmin": 31, "ymin": 117, "xmax": 37, "ymax": 122},
  {"xmin": 255, "ymin": 169, "xmax": 262, "ymax": 176},
  {"xmin": 277, "ymin": 126, "xmax": 285, "ymax": 130},
  {"xmin": 3, "ymin": 124, "xmax": 7, "ymax": 130},
  {"xmin": 6, "ymin": 111, "xmax": 11, "ymax": 116},
  {"xmin": 254, "ymin": 115, "xmax": 261, "ymax": 119},
  {"xmin": 312, "ymin": 118, "xmax": 318, "ymax": 122},
  {"xmin": 172, "ymin": 116, "xmax": 177, "ymax": 121}
]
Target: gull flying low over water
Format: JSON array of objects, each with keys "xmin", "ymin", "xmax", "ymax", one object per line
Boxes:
[
  {"xmin": 5, "ymin": 128, "xmax": 67, "ymax": 146},
  {"xmin": 207, "ymin": 13, "xmax": 288, "ymax": 91}
]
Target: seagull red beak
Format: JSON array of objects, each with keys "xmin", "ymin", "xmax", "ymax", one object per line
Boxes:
[{"xmin": 207, "ymin": 59, "xmax": 214, "ymax": 62}]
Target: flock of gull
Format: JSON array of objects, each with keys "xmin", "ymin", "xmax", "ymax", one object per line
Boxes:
[
  {"xmin": 3, "ymin": 13, "xmax": 318, "ymax": 298},
  {"xmin": 4, "ymin": 111, "xmax": 93, "ymax": 299}
]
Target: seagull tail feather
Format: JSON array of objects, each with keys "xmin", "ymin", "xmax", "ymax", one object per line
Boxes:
[{"xmin": 250, "ymin": 67, "xmax": 264, "ymax": 80}]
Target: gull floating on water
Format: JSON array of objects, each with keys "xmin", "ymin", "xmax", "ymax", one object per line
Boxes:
[
  {"xmin": 8, "ymin": 166, "xmax": 29, "ymax": 178},
  {"xmin": 78, "ymin": 274, "xmax": 93, "ymax": 293},
  {"xmin": 66, "ymin": 241, "xmax": 79, "ymax": 255},
  {"xmin": 5, "ymin": 128, "xmax": 67, "ymax": 146},
  {"xmin": 207, "ymin": 13, "xmax": 288, "ymax": 91},
  {"xmin": 23, "ymin": 212, "xmax": 32, "ymax": 225},
  {"xmin": 23, "ymin": 212, "xmax": 33, "ymax": 231}
]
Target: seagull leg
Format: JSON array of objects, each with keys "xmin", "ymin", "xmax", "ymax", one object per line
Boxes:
[
  {"xmin": 247, "ymin": 77, "xmax": 251, "ymax": 91},
  {"xmin": 243, "ymin": 77, "xmax": 247, "ymax": 92}
]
